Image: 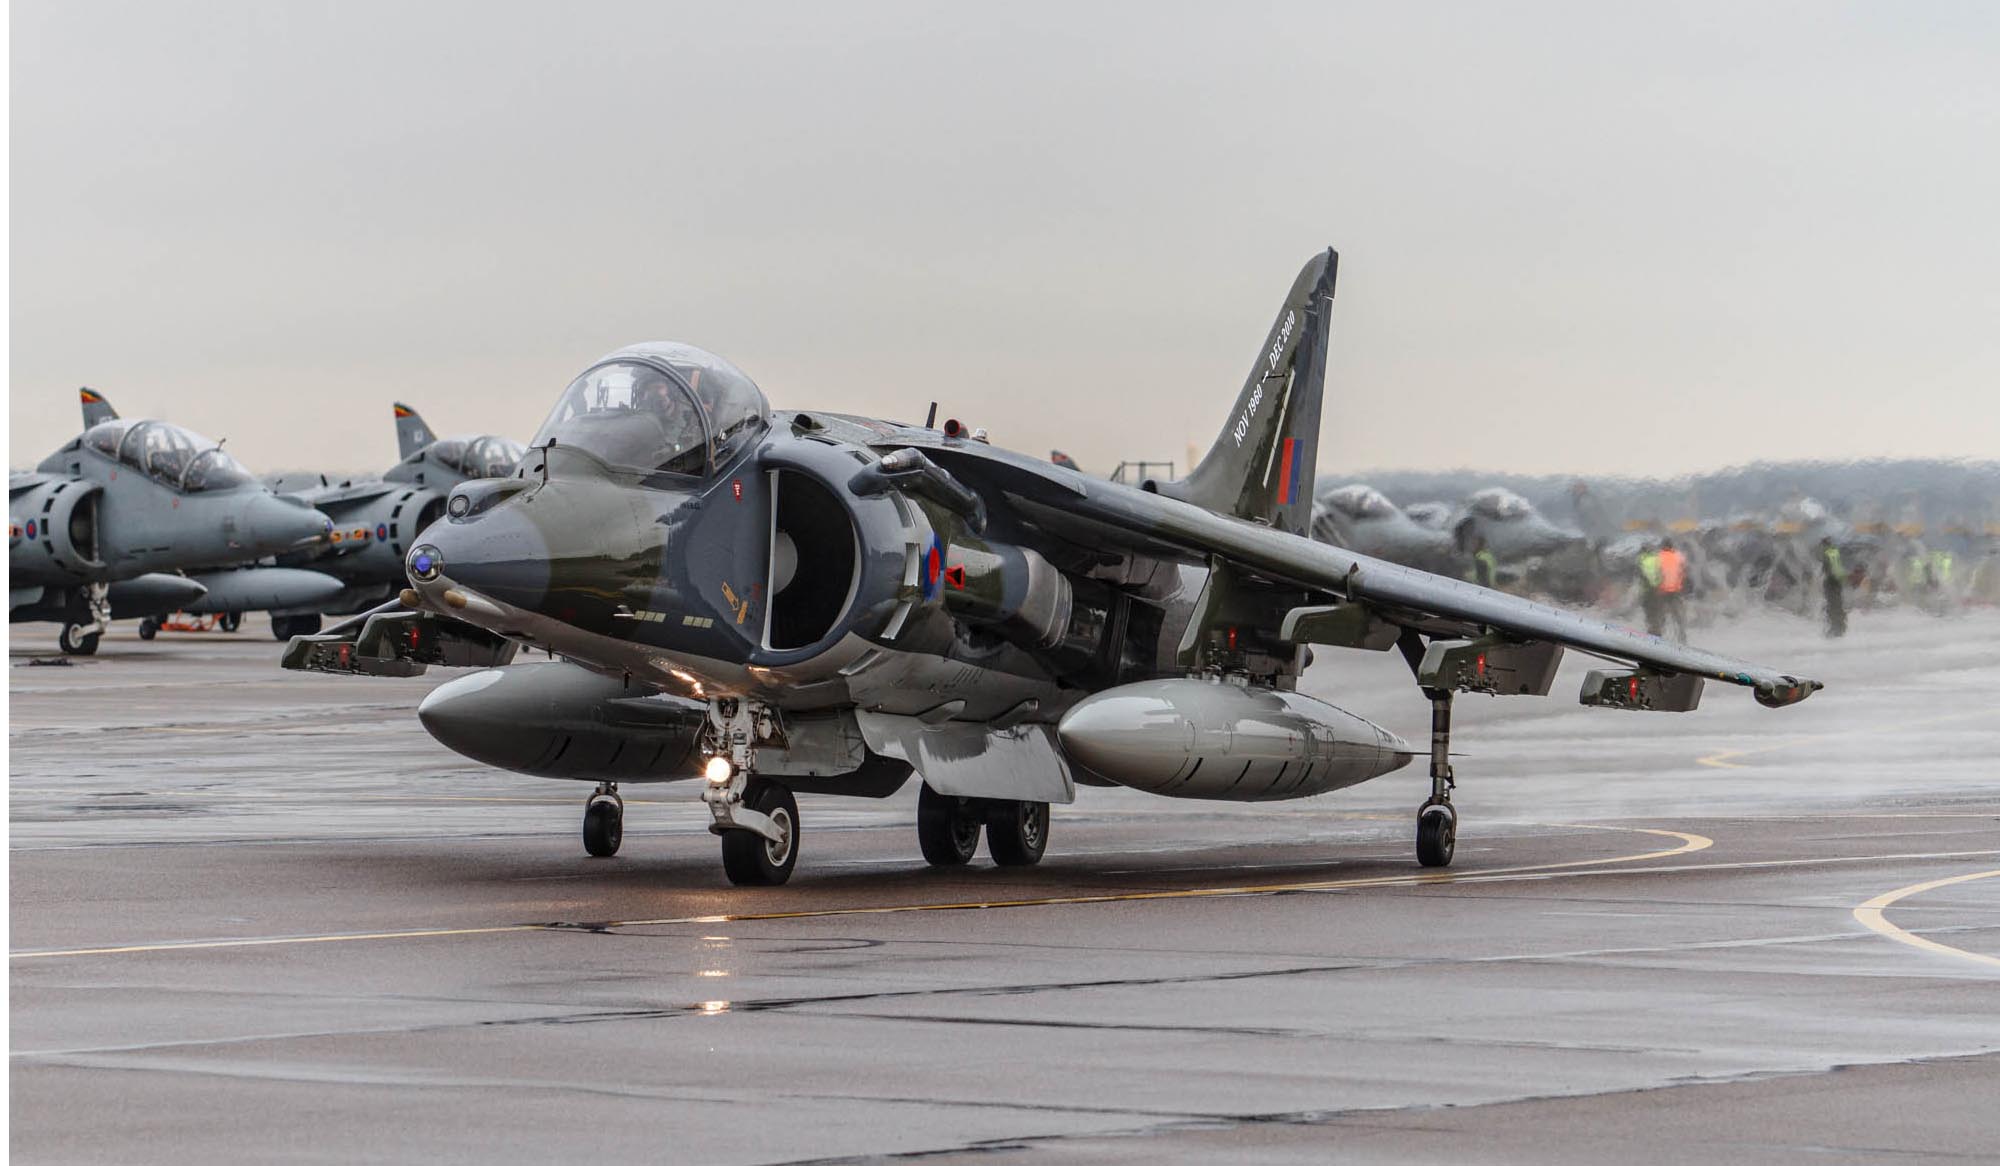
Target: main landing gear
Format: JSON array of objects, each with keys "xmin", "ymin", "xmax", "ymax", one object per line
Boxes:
[
  {"xmin": 916, "ymin": 783, "xmax": 1050, "ymax": 868},
  {"xmin": 1417, "ymin": 688, "xmax": 1457, "ymax": 868},
  {"xmin": 583, "ymin": 781, "xmax": 623, "ymax": 857}
]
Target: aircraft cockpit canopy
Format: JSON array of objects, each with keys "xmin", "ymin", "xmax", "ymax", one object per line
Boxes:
[
  {"xmin": 1467, "ymin": 488, "xmax": 1534, "ymax": 520},
  {"xmin": 1324, "ymin": 484, "xmax": 1397, "ymax": 518},
  {"xmin": 84, "ymin": 420, "xmax": 253, "ymax": 493},
  {"xmin": 429, "ymin": 435, "xmax": 526, "ymax": 479},
  {"xmin": 532, "ymin": 344, "xmax": 769, "ymax": 478}
]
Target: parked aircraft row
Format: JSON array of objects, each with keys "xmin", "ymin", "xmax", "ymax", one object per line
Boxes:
[
  {"xmin": 1310, "ymin": 476, "xmax": 2000, "ymax": 618},
  {"xmin": 8, "ymin": 391, "xmax": 520, "ymax": 653},
  {"xmin": 1312, "ymin": 482, "xmax": 1586, "ymax": 579}
]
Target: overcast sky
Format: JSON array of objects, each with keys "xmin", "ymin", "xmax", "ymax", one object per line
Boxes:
[{"xmin": 12, "ymin": 1, "xmax": 2000, "ymax": 480}]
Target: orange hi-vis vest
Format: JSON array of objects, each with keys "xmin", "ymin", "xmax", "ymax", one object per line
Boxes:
[{"xmin": 1658, "ymin": 548, "xmax": 1687, "ymax": 594}]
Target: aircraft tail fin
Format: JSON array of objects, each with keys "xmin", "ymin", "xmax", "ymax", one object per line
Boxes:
[
  {"xmin": 79, "ymin": 387, "xmax": 118, "ymax": 427},
  {"xmin": 1155, "ymin": 248, "xmax": 1336, "ymax": 537},
  {"xmin": 393, "ymin": 403, "xmax": 437, "ymax": 459}
]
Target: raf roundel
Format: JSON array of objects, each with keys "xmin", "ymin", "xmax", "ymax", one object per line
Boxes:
[{"xmin": 921, "ymin": 535, "xmax": 945, "ymax": 600}]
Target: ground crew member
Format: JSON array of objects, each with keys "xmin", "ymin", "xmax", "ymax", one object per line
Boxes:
[
  {"xmin": 1471, "ymin": 536, "xmax": 1499, "ymax": 590},
  {"xmin": 1657, "ymin": 537, "xmax": 1688, "ymax": 641},
  {"xmin": 1637, "ymin": 541, "xmax": 1665, "ymax": 636},
  {"xmin": 1820, "ymin": 536, "xmax": 1847, "ymax": 637}
]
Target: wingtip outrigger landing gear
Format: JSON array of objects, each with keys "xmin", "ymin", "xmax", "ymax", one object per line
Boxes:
[
  {"xmin": 582, "ymin": 781, "xmax": 622, "ymax": 857},
  {"xmin": 701, "ymin": 698, "xmax": 800, "ymax": 886},
  {"xmin": 1417, "ymin": 688, "xmax": 1457, "ymax": 868}
]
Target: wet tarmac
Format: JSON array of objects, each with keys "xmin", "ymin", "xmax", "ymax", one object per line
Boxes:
[{"xmin": 11, "ymin": 607, "xmax": 2000, "ymax": 1163}]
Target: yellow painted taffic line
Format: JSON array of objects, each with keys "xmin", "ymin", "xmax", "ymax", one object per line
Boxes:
[
  {"xmin": 10, "ymin": 923, "xmax": 548, "ymax": 961},
  {"xmin": 600, "ymin": 827, "xmax": 1714, "ymax": 929},
  {"xmin": 1698, "ymin": 706, "xmax": 2000, "ymax": 769},
  {"xmin": 7, "ymin": 788, "xmax": 676, "ymax": 806},
  {"xmin": 11, "ymin": 826, "xmax": 1710, "ymax": 961},
  {"xmin": 1853, "ymin": 868, "xmax": 2000, "ymax": 971}
]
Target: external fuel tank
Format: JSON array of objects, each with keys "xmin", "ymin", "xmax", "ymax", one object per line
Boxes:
[{"xmin": 1056, "ymin": 678, "xmax": 1412, "ymax": 801}]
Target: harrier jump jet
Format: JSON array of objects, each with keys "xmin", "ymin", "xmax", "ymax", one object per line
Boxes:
[
  {"xmin": 1311, "ymin": 482, "xmax": 1459, "ymax": 574},
  {"xmin": 12, "ymin": 389, "xmax": 339, "ymax": 653},
  {"xmin": 286, "ymin": 249, "xmax": 1820, "ymax": 884},
  {"xmin": 267, "ymin": 403, "xmax": 525, "ymax": 638}
]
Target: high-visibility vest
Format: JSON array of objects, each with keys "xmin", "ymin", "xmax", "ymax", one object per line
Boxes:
[
  {"xmin": 1658, "ymin": 548, "xmax": 1686, "ymax": 593},
  {"xmin": 1638, "ymin": 551, "xmax": 1663, "ymax": 588}
]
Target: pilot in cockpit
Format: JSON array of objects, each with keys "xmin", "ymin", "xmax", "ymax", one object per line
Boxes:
[{"xmin": 633, "ymin": 368, "xmax": 706, "ymax": 463}]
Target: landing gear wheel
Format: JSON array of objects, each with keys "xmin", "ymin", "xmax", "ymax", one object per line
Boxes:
[
  {"xmin": 721, "ymin": 780, "xmax": 799, "ymax": 886},
  {"xmin": 220, "ymin": 612, "xmax": 242, "ymax": 632},
  {"xmin": 58, "ymin": 624, "xmax": 100, "ymax": 656},
  {"xmin": 1417, "ymin": 802, "xmax": 1457, "ymax": 868},
  {"xmin": 582, "ymin": 798, "xmax": 623, "ymax": 858},
  {"xmin": 137, "ymin": 617, "xmax": 160, "ymax": 641},
  {"xmin": 917, "ymin": 783, "xmax": 982, "ymax": 866},
  {"xmin": 271, "ymin": 613, "xmax": 323, "ymax": 640},
  {"xmin": 985, "ymin": 800, "xmax": 1050, "ymax": 867}
]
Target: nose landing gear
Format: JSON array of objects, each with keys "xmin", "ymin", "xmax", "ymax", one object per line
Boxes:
[
  {"xmin": 60, "ymin": 584, "xmax": 110, "ymax": 655},
  {"xmin": 720, "ymin": 780, "xmax": 799, "ymax": 886},
  {"xmin": 701, "ymin": 698, "xmax": 800, "ymax": 886}
]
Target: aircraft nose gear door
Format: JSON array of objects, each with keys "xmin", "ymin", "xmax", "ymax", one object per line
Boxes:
[{"xmin": 701, "ymin": 699, "xmax": 800, "ymax": 885}]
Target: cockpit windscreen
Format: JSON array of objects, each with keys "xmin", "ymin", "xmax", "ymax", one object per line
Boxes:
[
  {"xmin": 532, "ymin": 345, "xmax": 768, "ymax": 477},
  {"xmin": 89, "ymin": 420, "xmax": 251, "ymax": 492}
]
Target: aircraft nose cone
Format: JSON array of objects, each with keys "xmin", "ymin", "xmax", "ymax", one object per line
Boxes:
[
  {"xmin": 244, "ymin": 493, "xmax": 332, "ymax": 554},
  {"xmin": 412, "ymin": 506, "xmax": 551, "ymax": 613}
]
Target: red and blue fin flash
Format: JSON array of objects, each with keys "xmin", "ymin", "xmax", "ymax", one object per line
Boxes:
[{"xmin": 1275, "ymin": 437, "xmax": 1301, "ymax": 506}]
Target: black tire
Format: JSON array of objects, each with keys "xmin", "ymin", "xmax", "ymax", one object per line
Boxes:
[
  {"xmin": 137, "ymin": 618, "xmax": 160, "ymax": 641},
  {"xmin": 582, "ymin": 799, "xmax": 622, "ymax": 858},
  {"xmin": 985, "ymin": 800, "xmax": 1050, "ymax": 867},
  {"xmin": 58, "ymin": 624, "xmax": 100, "ymax": 656},
  {"xmin": 1417, "ymin": 803, "xmax": 1456, "ymax": 868},
  {"xmin": 271, "ymin": 614, "xmax": 322, "ymax": 640},
  {"xmin": 917, "ymin": 783, "xmax": 982, "ymax": 866},
  {"xmin": 721, "ymin": 780, "xmax": 799, "ymax": 886},
  {"xmin": 220, "ymin": 612, "xmax": 242, "ymax": 632}
]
